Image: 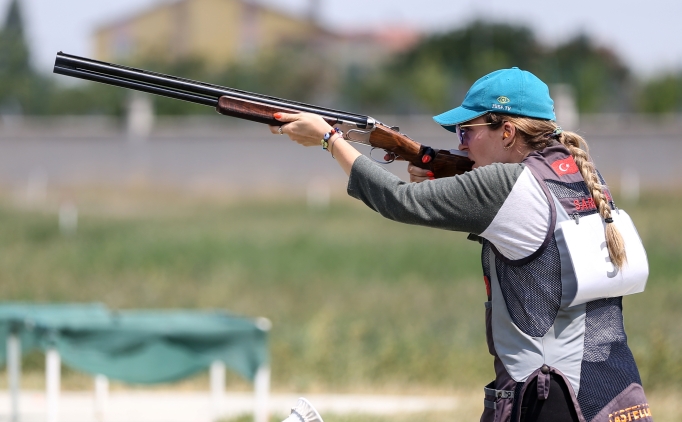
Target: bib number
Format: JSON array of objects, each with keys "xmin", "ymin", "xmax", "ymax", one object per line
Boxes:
[{"xmin": 558, "ymin": 210, "xmax": 648, "ymax": 307}]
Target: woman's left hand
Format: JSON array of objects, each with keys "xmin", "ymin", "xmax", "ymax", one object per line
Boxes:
[
  {"xmin": 268, "ymin": 112, "xmax": 332, "ymax": 147},
  {"xmin": 407, "ymin": 162, "xmax": 435, "ymax": 183}
]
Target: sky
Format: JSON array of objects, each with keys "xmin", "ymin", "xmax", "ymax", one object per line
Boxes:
[{"xmin": 2, "ymin": 0, "xmax": 682, "ymax": 78}]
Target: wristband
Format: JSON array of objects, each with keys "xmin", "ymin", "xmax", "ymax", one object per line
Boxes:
[{"xmin": 329, "ymin": 130, "xmax": 343, "ymax": 159}]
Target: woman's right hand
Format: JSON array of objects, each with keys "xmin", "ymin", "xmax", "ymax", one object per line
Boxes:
[{"xmin": 407, "ymin": 163, "xmax": 434, "ymax": 183}]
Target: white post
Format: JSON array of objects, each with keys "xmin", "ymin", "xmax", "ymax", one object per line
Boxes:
[
  {"xmin": 58, "ymin": 201, "xmax": 78, "ymax": 236},
  {"xmin": 46, "ymin": 348, "xmax": 61, "ymax": 422},
  {"xmin": 253, "ymin": 364, "xmax": 270, "ymax": 422},
  {"xmin": 210, "ymin": 361, "xmax": 225, "ymax": 421},
  {"xmin": 94, "ymin": 375, "xmax": 109, "ymax": 422},
  {"xmin": 126, "ymin": 91, "xmax": 155, "ymax": 142},
  {"xmin": 8, "ymin": 333, "xmax": 21, "ymax": 422},
  {"xmin": 550, "ymin": 83, "xmax": 579, "ymax": 131},
  {"xmin": 620, "ymin": 169, "xmax": 640, "ymax": 203}
]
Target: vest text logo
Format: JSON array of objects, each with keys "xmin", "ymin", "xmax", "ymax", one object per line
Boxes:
[{"xmin": 608, "ymin": 403, "xmax": 652, "ymax": 422}]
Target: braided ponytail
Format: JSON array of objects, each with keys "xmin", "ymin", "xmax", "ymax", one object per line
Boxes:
[
  {"xmin": 486, "ymin": 113, "xmax": 627, "ymax": 268},
  {"xmin": 557, "ymin": 131, "xmax": 627, "ymax": 268}
]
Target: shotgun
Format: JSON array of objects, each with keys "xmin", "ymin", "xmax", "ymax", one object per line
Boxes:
[{"xmin": 53, "ymin": 52, "xmax": 473, "ymax": 177}]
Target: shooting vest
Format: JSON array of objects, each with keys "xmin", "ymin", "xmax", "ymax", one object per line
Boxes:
[{"xmin": 479, "ymin": 145, "xmax": 652, "ymax": 422}]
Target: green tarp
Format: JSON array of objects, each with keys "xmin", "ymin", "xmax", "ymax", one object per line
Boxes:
[
  {"xmin": 0, "ymin": 302, "xmax": 110, "ymax": 365},
  {"xmin": 55, "ymin": 310, "xmax": 268, "ymax": 383},
  {"xmin": 0, "ymin": 303, "xmax": 269, "ymax": 384}
]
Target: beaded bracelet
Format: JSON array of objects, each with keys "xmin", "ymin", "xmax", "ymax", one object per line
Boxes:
[{"xmin": 321, "ymin": 128, "xmax": 341, "ymax": 150}]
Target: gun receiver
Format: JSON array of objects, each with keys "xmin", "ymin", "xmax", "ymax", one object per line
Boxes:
[{"xmin": 53, "ymin": 52, "xmax": 473, "ymax": 177}]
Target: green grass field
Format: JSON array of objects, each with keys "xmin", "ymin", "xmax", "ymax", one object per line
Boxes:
[{"xmin": 1, "ymin": 188, "xmax": 681, "ymax": 404}]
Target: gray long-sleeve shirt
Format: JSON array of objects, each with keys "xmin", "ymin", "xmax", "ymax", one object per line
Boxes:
[{"xmin": 347, "ymin": 156, "xmax": 552, "ymax": 261}]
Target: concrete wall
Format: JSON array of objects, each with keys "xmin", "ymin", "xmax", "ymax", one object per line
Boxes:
[{"xmin": 0, "ymin": 115, "xmax": 680, "ymax": 198}]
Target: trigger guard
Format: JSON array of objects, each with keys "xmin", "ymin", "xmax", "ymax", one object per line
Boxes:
[{"xmin": 369, "ymin": 147, "xmax": 396, "ymax": 164}]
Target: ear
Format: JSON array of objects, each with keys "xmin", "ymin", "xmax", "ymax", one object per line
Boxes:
[
  {"xmin": 502, "ymin": 121, "xmax": 516, "ymax": 145},
  {"xmin": 502, "ymin": 121, "xmax": 516, "ymax": 137}
]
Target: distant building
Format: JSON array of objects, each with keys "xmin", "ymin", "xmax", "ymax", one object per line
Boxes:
[
  {"xmin": 94, "ymin": 0, "xmax": 325, "ymax": 67},
  {"xmin": 93, "ymin": 0, "xmax": 420, "ymax": 68}
]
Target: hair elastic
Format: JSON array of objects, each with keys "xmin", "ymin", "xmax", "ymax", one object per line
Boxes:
[
  {"xmin": 604, "ymin": 217, "xmax": 614, "ymax": 224},
  {"xmin": 552, "ymin": 127, "xmax": 564, "ymax": 138}
]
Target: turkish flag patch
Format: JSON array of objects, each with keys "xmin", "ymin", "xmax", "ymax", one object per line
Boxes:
[{"xmin": 551, "ymin": 156, "xmax": 579, "ymax": 176}]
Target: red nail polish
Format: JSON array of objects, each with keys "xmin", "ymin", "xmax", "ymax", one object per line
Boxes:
[
  {"xmin": 426, "ymin": 171, "xmax": 435, "ymax": 177},
  {"xmin": 422, "ymin": 155, "xmax": 432, "ymax": 164},
  {"xmin": 273, "ymin": 112, "xmax": 282, "ymax": 119},
  {"xmin": 429, "ymin": 176, "xmax": 435, "ymax": 180}
]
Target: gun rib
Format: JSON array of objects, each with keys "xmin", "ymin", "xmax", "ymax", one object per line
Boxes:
[{"xmin": 53, "ymin": 66, "xmax": 219, "ymax": 107}]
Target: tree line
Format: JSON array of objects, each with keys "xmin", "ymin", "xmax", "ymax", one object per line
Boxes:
[{"xmin": 1, "ymin": 0, "xmax": 681, "ymax": 117}]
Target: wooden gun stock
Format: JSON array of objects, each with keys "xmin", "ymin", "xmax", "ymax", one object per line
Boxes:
[
  {"xmin": 367, "ymin": 125, "xmax": 473, "ymax": 177},
  {"xmin": 216, "ymin": 96, "xmax": 473, "ymax": 178}
]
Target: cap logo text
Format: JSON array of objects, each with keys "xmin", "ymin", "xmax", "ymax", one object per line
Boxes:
[{"xmin": 497, "ymin": 96, "xmax": 510, "ymax": 104}]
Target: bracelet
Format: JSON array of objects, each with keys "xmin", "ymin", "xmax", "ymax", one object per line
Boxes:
[
  {"xmin": 329, "ymin": 130, "xmax": 343, "ymax": 159},
  {"xmin": 321, "ymin": 128, "xmax": 341, "ymax": 150}
]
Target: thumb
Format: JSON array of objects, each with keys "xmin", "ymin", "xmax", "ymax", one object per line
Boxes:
[{"xmin": 273, "ymin": 112, "xmax": 299, "ymax": 123}]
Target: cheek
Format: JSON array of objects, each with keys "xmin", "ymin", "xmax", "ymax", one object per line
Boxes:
[
  {"xmin": 467, "ymin": 134, "xmax": 486, "ymax": 155},
  {"xmin": 468, "ymin": 134, "xmax": 496, "ymax": 165}
]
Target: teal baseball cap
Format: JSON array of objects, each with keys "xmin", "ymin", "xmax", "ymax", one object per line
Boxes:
[{"xmin": 433, "ymin": 67, "xmax": 555, "ymax": 133}]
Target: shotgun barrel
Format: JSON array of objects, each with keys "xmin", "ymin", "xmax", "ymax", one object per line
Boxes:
[{"xmin": 53, "ymin": 52, "xmax": 371, "ymax": 128}]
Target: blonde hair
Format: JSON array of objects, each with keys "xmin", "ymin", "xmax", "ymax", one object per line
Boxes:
[{"xmin": 485, "ymin": 113, "xmax": 627, "ymax": 268}]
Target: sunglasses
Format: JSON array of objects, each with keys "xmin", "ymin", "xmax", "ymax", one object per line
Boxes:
[{"xmin": 456, "ymin": 122, "xmax": 494, "ymax": 145}]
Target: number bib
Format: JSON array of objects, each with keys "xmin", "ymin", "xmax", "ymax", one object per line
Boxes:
[{"xmin": 558, "ymin": 210, "xmax": 648, "ymax": 307}]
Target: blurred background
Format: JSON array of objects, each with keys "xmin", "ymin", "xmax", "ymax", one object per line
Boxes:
[{"xmin": 0, "ymin": 0, "xmax": 681, "ymax": 421}]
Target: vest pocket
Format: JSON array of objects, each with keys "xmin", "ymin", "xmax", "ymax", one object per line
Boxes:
[
  {"xmin": 482, "ymin": 381, "xmax": 515, "ymax": 422},
  {"xmin": 481, "ymin": 381, "xmax": 497, "ymax": 422}
]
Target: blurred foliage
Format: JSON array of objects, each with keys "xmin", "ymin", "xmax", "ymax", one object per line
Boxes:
[
  {"xmin": 637, "ymin": 71, "xmax": 682, "ymax": 113},
  {"xmin": 346, "ymin": 24, "xmax": 633, "ymax": 114},
  {"xmin": 394, "ymin": 21, "xmax": 542, "ymax": 81},
  {"xmin": 354, "ymin": 21, "xmax": 544, "ymax": 113},
  {"xmin": 0, "ymin": 1, "xmax": 681, "ymax": 116},
  {"xmin": 539, "ymin": 34, "xmax": 632, "ymax": 113},
  {"xmin": 0, "ymin": 0, "xmax": 51, "ymax": 115}
]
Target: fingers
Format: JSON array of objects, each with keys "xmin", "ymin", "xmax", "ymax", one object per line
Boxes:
[
  {"xmin": 270, "ymin": 113, "xmax": 297, "ymax": 136},
  {"xmin": 273, "ymin": 112, "xmax": 299, "ymax": 123},
  {"xmin": 407, "ymin": 163, "xmax": 435, "ymax": 183},
  {"xmin": 269, "ymin": 123, "xmax": 292, "ymax": 139}
]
